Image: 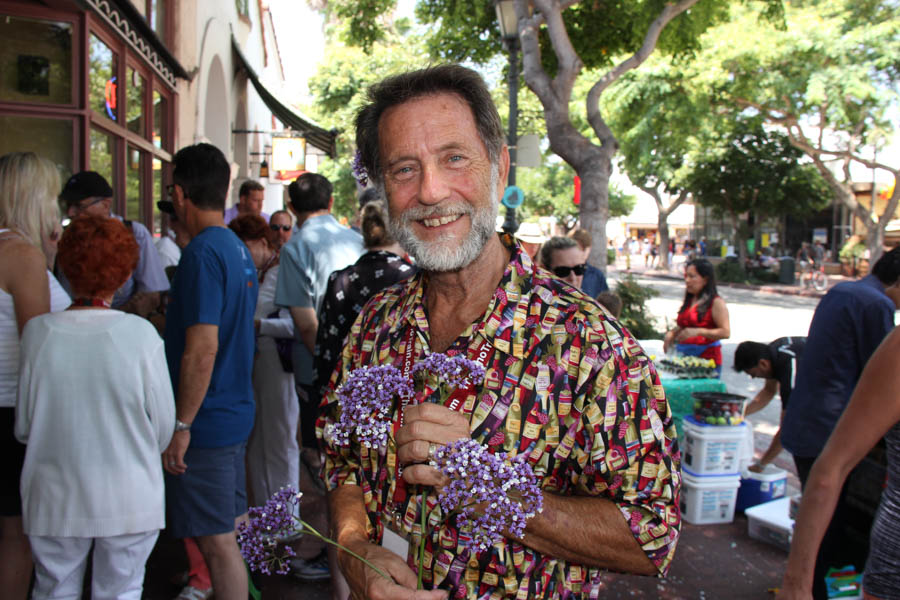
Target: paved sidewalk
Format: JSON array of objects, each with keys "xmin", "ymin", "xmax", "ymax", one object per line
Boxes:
[{"xmin": 614, "ymin": 259, "xmax": 855, "ymax": 298}]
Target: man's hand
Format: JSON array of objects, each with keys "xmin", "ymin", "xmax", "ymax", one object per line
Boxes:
[
  {"xmin": 162, "ymin": 430, "xmax": 190, "ymax": 475},
  {"xmin": 395, "ymin": 403, "xmax": 469, "ymax": 487},
  {"xmin": 340, "ymin": 537, "xmax": 448, "ymax": 600}
]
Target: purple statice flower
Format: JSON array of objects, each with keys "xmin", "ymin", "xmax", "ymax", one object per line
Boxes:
[
  {"xmin": 237, "ymin": 487, "xmax": 301, "ymax": 575},
  {"xmin": 431, "ymin": 438, "xmax": 543, "ymax": 553},
  {"xmin": 352, "ymin": 149, "xmax": 368, "ymax": 186},
  {"xmin": 333, "ymin": 364, "xmax": 413, "ymax": 449},
  {"xmin": 411, "ymin": 353, "xmax": 486, "ymax": 391}
]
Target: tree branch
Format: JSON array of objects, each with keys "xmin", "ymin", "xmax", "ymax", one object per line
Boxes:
[{"xmin": 583, "ymin": 0, "xmax": 699, "ymax": 153}]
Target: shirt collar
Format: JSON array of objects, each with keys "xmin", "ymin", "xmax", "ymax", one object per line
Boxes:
[{"xmin": 388, "ymin": 233, "xmax": 536, "ymax": 359}]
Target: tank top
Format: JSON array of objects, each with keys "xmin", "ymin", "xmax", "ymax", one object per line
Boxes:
[
  {"xmin": 675, "ymin": 295, "xmax": 723, "ymax": 366},
  {"xmin": 0, "ymin": 229, "xmax": 72, "ymax": 408}
]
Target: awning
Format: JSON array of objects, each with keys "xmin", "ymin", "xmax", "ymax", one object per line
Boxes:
[{"xmin": 231, "ymin": 36, "xmax": 337, "ymax": 158}]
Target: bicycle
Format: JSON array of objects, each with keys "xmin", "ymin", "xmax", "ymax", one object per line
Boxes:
[{"xmin": 798, "ymin": 261, "xmax": 828, "ymax": 291}]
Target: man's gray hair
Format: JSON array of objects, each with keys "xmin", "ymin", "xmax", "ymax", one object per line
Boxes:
[
  {"xmin": 539, "ymin": 236, "xmax": 579, "ymax": 269},
  {"xmin": 355, "ymin": 64, "xmax": 505, "ymax": 186}
]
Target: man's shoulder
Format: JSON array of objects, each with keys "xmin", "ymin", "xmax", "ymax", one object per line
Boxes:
[
  {"xmin": 524, "ymin": 268, "xmax": 612, "ymax": 334},
  {"xmin": 823, "ymin": 277, "xmax": 892, "ymax": 310}
]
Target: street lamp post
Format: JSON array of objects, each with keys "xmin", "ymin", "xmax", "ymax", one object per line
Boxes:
[{"xmin": 495, "ymin": 0, "xmax": 520, "ymax": 235}]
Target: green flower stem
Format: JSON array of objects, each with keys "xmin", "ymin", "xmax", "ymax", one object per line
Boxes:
[
  {"xmin": 296, "ymin": 518, "xmax": 391, "ymax": 581},
  {"xmin": 418, "ymin": 493, "xmax": 428, "ymax": 589}
]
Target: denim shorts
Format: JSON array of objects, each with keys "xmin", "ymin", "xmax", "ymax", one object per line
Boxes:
[{"xmin": 165, "ymin": 442, "xmax": 248, "ymax": 538}]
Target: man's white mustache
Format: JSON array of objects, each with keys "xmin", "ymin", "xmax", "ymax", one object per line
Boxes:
[{"xmin": 398, "ymin": 203, "xmax": 475, "ymax": 222}]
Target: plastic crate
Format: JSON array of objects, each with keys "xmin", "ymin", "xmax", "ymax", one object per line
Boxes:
[{"xmin": 746, "ymin": 496, "xmax": 794, "ymax": 552}]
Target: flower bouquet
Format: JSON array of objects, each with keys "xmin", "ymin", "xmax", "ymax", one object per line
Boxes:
[{"xmin": 239, "ymin": 352, "xmax": 544, "ymax": 592}]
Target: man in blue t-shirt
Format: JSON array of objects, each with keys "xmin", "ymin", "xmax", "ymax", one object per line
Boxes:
[
  {"xmin": 163, "ymin": 143, "xmax": 258, "ymax": 600},
  {"xmin": 781, "ymin": 246, "xmax": 900, "ymax": 599}
]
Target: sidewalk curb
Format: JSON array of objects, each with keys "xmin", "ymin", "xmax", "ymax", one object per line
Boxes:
[{"xmin": 618, "ymin": 269, "xmax": 827, "ymax": 299}]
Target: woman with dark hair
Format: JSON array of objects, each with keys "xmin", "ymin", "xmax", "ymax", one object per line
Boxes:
[
  {"xmin": 315, "ymin": 200, "xmax": 417, "ymax": 396},
  {"xmin": 15, "ymin": 215, "xmax": 174, "ymax": 599},
  {"xmin": 663, "ymin": 258, "xmax": 731, "ymax": 374},
  {"xmin": 228, "ymin": 214, "xmax": 299, "ymax": 507}
]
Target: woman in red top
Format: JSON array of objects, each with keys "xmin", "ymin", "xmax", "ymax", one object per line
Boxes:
[{"xmin": 663, "ymin": 258, "xmax": 731, "ymax": 375}]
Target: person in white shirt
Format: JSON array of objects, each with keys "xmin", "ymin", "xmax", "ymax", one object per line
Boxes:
[
  {"xmin": 16, "ymin": 215, "xmax": 174, "ymax": 600},
  {"xmin": 0, "ymin": 152, "xmax": 70, "ymax": 600}
]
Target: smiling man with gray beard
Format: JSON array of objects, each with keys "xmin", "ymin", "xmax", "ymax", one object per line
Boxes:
[{"xmin": 316, "ymin": 65, "xmax": 681, "ymax": 600}]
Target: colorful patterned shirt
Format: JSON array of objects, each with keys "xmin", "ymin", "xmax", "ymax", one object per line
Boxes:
[{"xmin": 317, "ymin": 235, "xmax": 682, "ymax": 599}]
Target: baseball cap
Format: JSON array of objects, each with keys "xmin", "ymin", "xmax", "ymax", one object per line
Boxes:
[{"xmin": 59, "ymin": 171, "xmax": 113, "ymax": 207}]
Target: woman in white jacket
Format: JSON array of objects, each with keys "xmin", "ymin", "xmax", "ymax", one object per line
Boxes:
[{"xmin": 16, "ymin": 215, "xmax": 174, "ymax": 600}]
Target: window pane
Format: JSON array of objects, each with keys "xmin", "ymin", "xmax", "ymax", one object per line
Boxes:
[
  {"xmin": 152, "ymin": 157, "xmax": 163, "ymax": 235},
  {"xmin": 0, "ymin": 115, "xmax": 73, "ymax": 181},
  {"xmin": 150, "ymin": 0, "xmax": 166, "ymax": 44},
  {"xmin": 89, "ymin": 34, "xmax": 118, "ymax": 121},
  {"xmin": 90, "ymin": 127, "xmax": 115, "ymax": 192},
  {"xmin": 153, "ymin": 90, "xmax": 168, "ymax": 149},
  {"xmin": 0, "ymin": 16, "xmax": 72, "ymax": 105},
  {"xmin": 126, "ymin": 66, "xmax": 145, "ymax": 136},
  {"xmin": 126, "ymin": 145, "xmax": 144, "ymax": 221}
]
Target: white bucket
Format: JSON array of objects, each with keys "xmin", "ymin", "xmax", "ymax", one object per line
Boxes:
[
  {"xmin": 681, "ymin": 469, "xmax": 741, "ymax": 525},
  {"xmin": 682, "ymin": 415, "xmax": 746, "ymax": 475}
]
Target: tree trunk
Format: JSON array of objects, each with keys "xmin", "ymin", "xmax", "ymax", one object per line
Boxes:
[
  {"xmin": 657, "ymin": 209, "xmax": 671, "ymax": 271},
  {"xmin": 574, "ymin": 155, "xmax": 613, "ymax": 272}
]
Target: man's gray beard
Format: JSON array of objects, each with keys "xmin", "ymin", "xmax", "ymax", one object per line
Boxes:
[{"xmin": 384, "ymin": 166, "xmax": 500, "ymax": 272}]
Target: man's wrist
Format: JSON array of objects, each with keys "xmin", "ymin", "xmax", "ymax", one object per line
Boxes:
[{"xmin": 174, "ymin": 419, "xmax": 192, "ymax": 432}]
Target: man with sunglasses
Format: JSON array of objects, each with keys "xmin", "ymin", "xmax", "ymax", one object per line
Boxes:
[
  {"xmin": 59, "ymin": 171, "xmax": 169, "ymax": 317},
  {"xmin": 540, "ymin": 236, "xmax": 587, "ymax": 289},
  {"xmin": 268, "ymin": 210, "xmax": 294, "ymax": 249}
]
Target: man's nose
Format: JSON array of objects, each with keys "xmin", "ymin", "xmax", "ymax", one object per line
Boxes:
[{"xmin": 418, "ymin": 164, "xmax": 450, "ymax": 205}]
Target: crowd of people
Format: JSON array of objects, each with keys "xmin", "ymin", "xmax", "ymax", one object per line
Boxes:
[{"xmin": 0, "ymin": 61, "xmax": 898, "ymax": 600}]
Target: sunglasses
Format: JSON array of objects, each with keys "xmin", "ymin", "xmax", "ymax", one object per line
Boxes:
[
  {"xmin": 270, "ymin": 224, "xmax": 292, "ymax": 232},
  {"xmin": 552, "ymin": 264, "xmax": 586, "ymax": 278}
]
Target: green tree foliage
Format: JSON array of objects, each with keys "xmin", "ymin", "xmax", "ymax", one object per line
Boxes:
[
  {"xmin": 615, "ymin": 275, "xmax": 663, "ymax": 339},
  {"xmin": 705, "ymin": 0, "xmax": 900, "ymax": 261},
  {"xmin": 688, "ymin": 120, "xmax": 831, "ymax": 259},
  {"xmin": 315, "ymin": 0, "xmax": 785, "ymax": 272},
  {"xmin": 303, "ymin": 29, "xmax": 426, "ymax": 221},
  {"xmin": 604, "ymin": 61, "xmax": 706, "ymax": 268},
  {"xmin": 514, "ymin": 156, "xmax": 635, "ymax": 227}
]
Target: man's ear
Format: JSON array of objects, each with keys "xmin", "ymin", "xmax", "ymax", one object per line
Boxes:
[
  {"xmin": 66, "ymin": 206, "xmax": 78, "ymax": 218},
  {"xmin": 328, "ymin": 196, "xmax": 334, "ymax": 211},
  {"xmin": 758, "ymin": 358, "xmax": 772, "ymax": 374}
]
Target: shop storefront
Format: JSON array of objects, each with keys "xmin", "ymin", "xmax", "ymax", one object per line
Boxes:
[{"xmin": 0, "ymin": 0, "xmax": 187, "ymax": 234}]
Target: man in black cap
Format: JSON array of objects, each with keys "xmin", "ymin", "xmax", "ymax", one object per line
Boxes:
[{"xmin": 59, "ymin": 171, "xmax": 169, "ymax": 316}]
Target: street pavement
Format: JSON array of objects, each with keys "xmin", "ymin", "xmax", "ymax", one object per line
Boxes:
[{"xmin": 143, "ymin": 263, "xmax": 834, "ymax": 600}]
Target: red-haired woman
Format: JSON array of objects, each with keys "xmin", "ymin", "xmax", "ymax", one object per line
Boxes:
[
  {"xmin": 0, "ymin": 152, "xmax": 70, "ymax": 599},
  {"xmin": 228, "ymin": 215, "xmax": 299, "ymax": 505},
  {"xmin": 15, "ymin": 215, "xmax": 175, "ymax": 599}
]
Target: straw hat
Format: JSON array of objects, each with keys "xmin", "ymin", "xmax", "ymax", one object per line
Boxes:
[{"xmin": 514, "ymin": 222, "xmax": 547, "ymax": 245}]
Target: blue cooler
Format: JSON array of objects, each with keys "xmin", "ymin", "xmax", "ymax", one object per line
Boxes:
[{"xmin": 736, "ymin": 464, "xmax": 787, "ymax": 512}]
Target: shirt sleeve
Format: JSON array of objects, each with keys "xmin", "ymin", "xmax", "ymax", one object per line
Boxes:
[
  {"xmin": 571, "ymin": 323, "xmax": 681, "ymax": 576},
  {"xmin": 176, "ymin": 245, "xmax": 225, "ymax": 327},
  {"xmin": 142, "ymin": 329, "xmax": 176, "ymax": 451},
  {"xmin": 130, "ymin": 221, "xmax": 170, "ymax": 294},
  {"xmin": 274, "ymin": 242, "xmax": 315, "ymax": 309}
]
